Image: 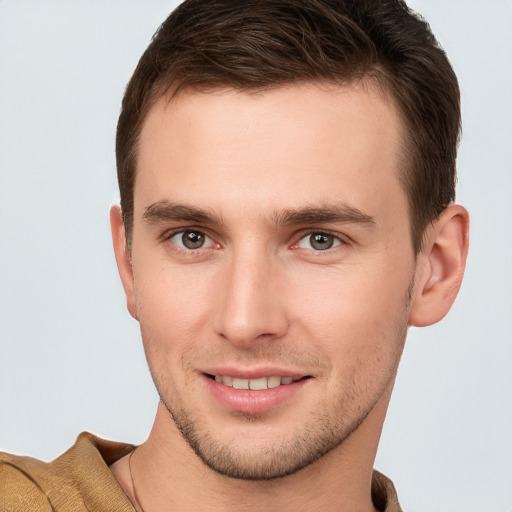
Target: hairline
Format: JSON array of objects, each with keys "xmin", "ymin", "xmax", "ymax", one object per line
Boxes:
[{"xmin": 124, "ymin": 74, "xmax": 423, "ymax": 254}]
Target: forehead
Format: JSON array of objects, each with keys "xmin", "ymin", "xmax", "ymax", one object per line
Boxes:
[{"xmin": 135, "ymin": 82, "xmax": 406, "ymax": 223}]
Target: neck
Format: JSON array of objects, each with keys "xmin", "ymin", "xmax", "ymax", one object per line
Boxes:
[{"xmin": 114, "ymin": 385, "xmax": 393, "ymax": 512}]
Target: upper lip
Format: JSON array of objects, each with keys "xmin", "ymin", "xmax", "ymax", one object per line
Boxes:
[{"xmin": 201, "ymin": 366, "xmax": 310, "ymax": 379}]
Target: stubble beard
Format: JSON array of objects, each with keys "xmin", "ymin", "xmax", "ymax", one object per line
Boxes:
[
  {"xmin": 153, "ymin": 330, "xmax": 407, "ymax": 481},
  {"xmin": 161, "ymin": 394, "xmax": 376, "ymax": 481},
  {"xmin": 147, "ymin": 280, "xmax": 413, "ymax": 481}
]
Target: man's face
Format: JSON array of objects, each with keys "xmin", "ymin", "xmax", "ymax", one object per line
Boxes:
[{"xmin": 126, "ymin": 83, "xmax": 417, "ymax": 479}]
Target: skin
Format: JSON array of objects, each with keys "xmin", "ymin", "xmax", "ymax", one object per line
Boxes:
[{"xmin": 110, "ymin": 82, "xmax": 469, "ymax": 512}]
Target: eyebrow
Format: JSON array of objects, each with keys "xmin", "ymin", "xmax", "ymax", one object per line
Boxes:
[
  {"xmin": 142, "ymin": 200, "xmax": 375, "ymax": 228},
  {"xmin": 271, "ymin": 204, "xmax": 376, "ymax": 228},
  {"xmin": 143, "ymin": 201, "xmax": 225, "ymax": 226}
]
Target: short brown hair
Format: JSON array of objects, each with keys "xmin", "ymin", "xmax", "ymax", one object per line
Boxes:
[{"xmin": 116, "ymin": 0, "xmax": 460, "ymax": 253}]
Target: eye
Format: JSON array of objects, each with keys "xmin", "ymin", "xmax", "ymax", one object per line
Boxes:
[
  {"xmin": 169, "ymin": 229, "xmax": 213, "ymax": 250},
  {"xmin": 297, "ymin": 232, "xmax": 342, "ymax": 251}
]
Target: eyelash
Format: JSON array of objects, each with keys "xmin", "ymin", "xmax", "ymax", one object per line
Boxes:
[
  {"xmin": 160, "ymin": 228, "xmax": 347, "ymax": 255},
  {"xmin": 293, "ymin": 230, "xmax": 345, "ymax": 252},
  {"xmin": 161, "ymin": 228, "xmax": 219, "ymax": 254}
]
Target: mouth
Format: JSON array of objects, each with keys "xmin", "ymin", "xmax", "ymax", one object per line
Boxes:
[
  {"xmin": 203, "ymin": 371, "xmax": 312, "ymax": 414},
  {"xmin": 206, "ymin": 374, "xmax": 310, "ymax": 390}
]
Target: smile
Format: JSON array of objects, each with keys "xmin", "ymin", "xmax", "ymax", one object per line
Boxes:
[
  {"xmin": 204, "ymin": 372, "xmax": 311, "ymax": 413},
  {"xmin": 212, "ymin": 375, "xmax": 303, "ymax": 390}
]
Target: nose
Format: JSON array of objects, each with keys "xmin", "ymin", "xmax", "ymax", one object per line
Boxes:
[{"xmin": 213, "ymin": 247, "xmax": 289, "ymax": 346}]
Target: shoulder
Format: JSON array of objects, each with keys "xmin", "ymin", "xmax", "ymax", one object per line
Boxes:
[
  {"xmin": 0, "ymin": 433, "xmax": 136, "ymax": 512},
  {"xmin": 0, "ymin": 451, "xmax": 56, "ymax": 512},
  {"xmin": 372, "ymin": 469, "xmax": 403, "ymax": 512}
]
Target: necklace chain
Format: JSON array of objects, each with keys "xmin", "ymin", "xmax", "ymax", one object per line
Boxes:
[{"xmin": 128, "ymin": 449, "xmax": 146, "ymax": 512}]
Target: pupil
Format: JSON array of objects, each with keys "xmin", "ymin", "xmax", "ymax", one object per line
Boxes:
[
  {"xmin": 310, "ymin": 233, "xmax": 333, "ymax": 250},
  {"xmin": 182, "ymin": 231, "xmax": 204, "ymax": 249}
]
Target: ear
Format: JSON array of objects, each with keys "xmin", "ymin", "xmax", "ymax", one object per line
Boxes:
[
  {"xmin": 110, "ymin": 205, "xmax": 139, "ymax": 320},
  {"xmin": 409, "ymin": 204, "xmax": 469, "ymax": 327}
]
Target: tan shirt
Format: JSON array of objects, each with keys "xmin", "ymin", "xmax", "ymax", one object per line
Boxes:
[{"xmin": 0, "ymin": 432, "xmax": 402, "ymax": 511}]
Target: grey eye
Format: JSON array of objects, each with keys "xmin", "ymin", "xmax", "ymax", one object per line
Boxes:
[
  {"xmin": 171, "ymin": 230, "xmax": 209, "ymax": 249},
  {"xmin": 297, "ymin": 232, "xmax": 341, "ymax": 251},
  {"xmin": 309, "ymin": 233, "xmax": 334, "ymax": 250},
  {"xmin": 182, "ymin": 230, "xmax": 204, "ymax": 249}
]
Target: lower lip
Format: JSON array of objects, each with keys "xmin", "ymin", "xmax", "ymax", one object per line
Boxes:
[{"xmin": 204, "ymin": 376, "xmax": 309, "ymax": 414}]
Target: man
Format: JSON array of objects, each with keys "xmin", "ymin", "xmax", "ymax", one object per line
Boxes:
[{"xmin": 0, "ymin": 0, "xmax": 469, "ymax": 510}]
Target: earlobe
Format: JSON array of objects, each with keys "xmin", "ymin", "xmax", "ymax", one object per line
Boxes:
[
  {"xmin": 110, "ymin": 205, "xmax": 139, "ymax": 320},
  {"xmin": 409, "ymin": 204, "xmax": 469, "ymax": 327}
]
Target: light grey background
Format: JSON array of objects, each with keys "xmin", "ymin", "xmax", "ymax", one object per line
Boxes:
[{"xmin": 0, "ymin": 1, "xmax": 511, "ymax": 511}]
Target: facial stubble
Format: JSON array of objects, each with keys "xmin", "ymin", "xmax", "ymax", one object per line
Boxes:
[{"xmin": 145, "ymin": 284, "xmax": 412, "ymax": 482}]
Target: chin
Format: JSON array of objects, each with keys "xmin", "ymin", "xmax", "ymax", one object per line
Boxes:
[{"xmin": 160, "ymin": 396, "xmax": 367, "ymax": 481}]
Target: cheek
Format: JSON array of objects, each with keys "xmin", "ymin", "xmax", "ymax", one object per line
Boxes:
[
  {"xmin": 133, "ymin": 263, "xmax": 215, "ymax": 360},
  {"xmin": 293, "ymin": 269, "xmax": 410, "ymax": 401},
  {"xmin": 289, "ymin": 263, "xmax": 412, "ymax": 353},
  {"xmin": 134, "ymin": 256, "xmax": 210, "ymax": 316}
]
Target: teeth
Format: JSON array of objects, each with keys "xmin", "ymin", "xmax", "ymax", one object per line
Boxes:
[
  {"xmin": 249, "ymin": 377, "xmax": 267, "ymax": 390},
  {"xmin": 214, "ymin": 375, "xmax": 301, "ymax": 390},
  {"xmin": 267, "ymin": 376, "xmax": 281, "ymax": 388},
  {"xmin": 232, "ymin": 378, "xmax": 249, "ymax": 390}
]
